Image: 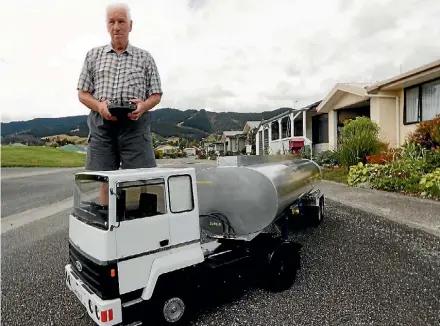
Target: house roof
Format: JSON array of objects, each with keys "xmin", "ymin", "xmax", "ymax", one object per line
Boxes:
[
  {"xmin": 204, "ymin": 141, "xmax": 223, "ymax": 145},
  {"xmin": 221, "ymin": 130, "xmax": 245, "ymax": 143},
  {"xmin": 258, "ymin": 101, "xmax": 322, "ymax": 128},
  {"xmin": 156, "ymin": 144, "xmax": 177, "ymax": 149},
  {"xmin": 294, "ymin": 100, "xmax": 322, "ymax": 113},
  {"xmin": 366, "ymin": 58, "xmax": 440, "ymax": 93},
  {"xmin": 242, "ymin": 120, "xmax": 261, "ymax": 133},
  {"xmin": 222, "ymin": 131, "xmax": 243, "ymax": 137},
  {"xmin": 244, "ymin": 121, "xmax": 260, "ymax": 129},
  {"xmin": 316, "ymin": 83, "xmax": 370, "ymax": 113}
]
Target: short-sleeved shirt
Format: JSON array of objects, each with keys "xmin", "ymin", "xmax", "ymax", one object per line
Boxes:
[{"xmin": 77, "ymin": 43, "xmax": 163, "ymax": 136}]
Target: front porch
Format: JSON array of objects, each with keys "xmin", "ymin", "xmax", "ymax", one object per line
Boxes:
[
  {"xmin": 316, "ymin": 83, "xmax": 371, "ymax": 150},
  {"xmin": 256, "ymin": 102, "xmax": 322, "ymax": 156},
  {"xmin": 221, "ymin": 131, "xmax": 247, "ymax": 155},
  {"xmin": 335, "ymin": 99, "xmax": 370, "ymax": 139}
]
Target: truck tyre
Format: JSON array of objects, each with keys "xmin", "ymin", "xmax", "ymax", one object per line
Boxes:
[
  {"xmin": 262, "ymin": 242, "xmax": 300, "ymax": 292},
  {"xmin": 153, "ymin": 293, "xmax": 191, "ymax": 325},
  {"xmin": 309, "ymin": 195, "xmax": 325, "ymax": 227}
]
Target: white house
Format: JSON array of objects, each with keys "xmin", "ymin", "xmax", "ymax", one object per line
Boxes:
[
  {"xmin": 221, "ymin": 131, "xmax": 247, "ymax": 154},
  {"xmin": 242, "ymin": 121, "xmax": 261, "ymax": 154},
  {"xmin": 203, "ymin": 141, "xmax": 224, "ymax": 153},
  {"xmin": 255, "ymin": 101, "xmax": 329, "ymax": 156},
  {"xmin": 155, "ymin": 144, "xmax": 178, "ymax": 154},
  {"xmin": 183, "ymin": 147, "xmax": 200, "ymax": 156}
]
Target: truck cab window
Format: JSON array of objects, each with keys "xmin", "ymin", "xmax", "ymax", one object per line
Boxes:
[
  {"xmin": 72, "ymin": 175, "xmax": 109, "ymax": 230},
  {"xmin": 116, "ymin": 179, "xmax": 166, "ymax": 221},
  {"xmin": 168, "ymin": 175, "xmax": 194, "ymax": 213}
]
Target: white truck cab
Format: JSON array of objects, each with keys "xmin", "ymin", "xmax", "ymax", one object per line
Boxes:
[
  {"xmin": 65, "ymin": 160, "xmax": 323, "ymax": 326},
  {"xmin": 66, "ymin": 167, "xmax": 205, "ymax": 325}
]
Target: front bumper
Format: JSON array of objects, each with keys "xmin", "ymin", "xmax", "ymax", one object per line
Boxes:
[{"xmin": 65, "ymin": 264, "xmax": 122, "ymax": 326}]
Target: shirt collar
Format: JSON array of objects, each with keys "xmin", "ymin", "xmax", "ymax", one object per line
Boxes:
[{"xmin": 104, "ymin": 43, "xmax": 134, "ymax": 55}]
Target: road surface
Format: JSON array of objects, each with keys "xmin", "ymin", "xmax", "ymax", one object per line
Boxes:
[
  {"xmin": 1, "ymin": 158, "xmax": 204, "ymax": 218},
  {"xmin": 1, "ymin": 163, "xmax": 440, "ymax": 326}
]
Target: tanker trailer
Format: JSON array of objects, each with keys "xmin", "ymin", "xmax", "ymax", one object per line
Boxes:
[{"xmin": 197, "ymin": 155, "xmax": 324, "ymax": 241}]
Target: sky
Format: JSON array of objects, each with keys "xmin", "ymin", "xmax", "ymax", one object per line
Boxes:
[{"xmin": 1, "ymin": 0, "xmax": 440, "ymax": 122}]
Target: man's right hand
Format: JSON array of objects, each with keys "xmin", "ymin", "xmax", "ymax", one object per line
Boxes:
[{"xmin": 98, "ymin": 100, "xmax": 117, "ymax": 121}]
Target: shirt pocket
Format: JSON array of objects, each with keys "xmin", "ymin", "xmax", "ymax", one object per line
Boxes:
[
  {"xmin": 126, "ymin": 68, "xmax": 145, "ymax": 86},
  {"xmin": 125, "ymin": 68, "xmax": 147, "ymax": 97},
  {"xmin": 93, "ymin": 67, "xmax": 113, "ymax": 88}
]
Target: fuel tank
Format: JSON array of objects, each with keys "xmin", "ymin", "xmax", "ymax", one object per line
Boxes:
[{"xmin": 196, "ymin": 155, "xmax": 322, "ymax": 239}]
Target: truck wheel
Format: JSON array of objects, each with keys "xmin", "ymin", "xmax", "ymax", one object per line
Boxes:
[
  {"xmin": 154, "ymin": 294, "xmax": 190, "ymax": 325},
  {"xmin": 263, "ymin": 243, "xmax": 300, "ymax": 292}
]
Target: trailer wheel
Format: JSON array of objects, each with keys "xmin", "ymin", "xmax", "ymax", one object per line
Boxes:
[
  {"xmin": 310, "ymin": 195, "xmax": 325, "ymax": 227},
  {"xmin": 263, "ymin": 243, "xmax": 300, "ymax": 292}
]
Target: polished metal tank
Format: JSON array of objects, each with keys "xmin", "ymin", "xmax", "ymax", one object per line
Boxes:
[{"xmin": 196, "ymin": 155, "xmax": 322, "ymax": 239}]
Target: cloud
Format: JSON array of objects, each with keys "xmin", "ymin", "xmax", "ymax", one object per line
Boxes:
[{"xmin": 1, "ymin": 0, "xmax": 440, "ymax": 122}]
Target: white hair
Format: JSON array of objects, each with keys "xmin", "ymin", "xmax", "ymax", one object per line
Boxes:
[{"xmin": 106, "ymin": 2, "xmax": 132, "ymax": 21}]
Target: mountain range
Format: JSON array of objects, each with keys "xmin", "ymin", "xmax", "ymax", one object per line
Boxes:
[{"xmin": 1, "ymin": 107, "xmax": 290, "ymax": 144}]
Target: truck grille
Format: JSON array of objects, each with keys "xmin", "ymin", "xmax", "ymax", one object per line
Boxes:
[{"xmin": 69, "ymin": 242, "xmax": 120, "ymax": 300}]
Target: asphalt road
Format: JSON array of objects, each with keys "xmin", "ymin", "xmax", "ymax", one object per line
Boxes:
[
  {"xmin": 1, "ymin": 168, "xmax": 83, "ymax": 217},
  {"xmin": 2, "ymin": 164, "xmax": 440, "ymax": 326},
  {"xmin": 1, "ymin": 158, "xmax": 206, "ymax": 218}
]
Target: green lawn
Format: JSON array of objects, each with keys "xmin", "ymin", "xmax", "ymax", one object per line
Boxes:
[
  {"xmin": 322, "ymin": 166, "xmax": 349, "ymax": 184},
  {"xmin": 1, "ymin": 146, "xmax": 86, "ymax": 167}
]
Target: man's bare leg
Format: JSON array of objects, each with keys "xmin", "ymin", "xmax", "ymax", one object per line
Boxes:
[{"xmin": 100, "ymin": 183, "xmax": 109, "ymax": 206}]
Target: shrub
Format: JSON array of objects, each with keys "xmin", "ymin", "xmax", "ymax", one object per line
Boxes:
[
  {"xmin": 402, "ymin": 142, "xmax": 440, "ymax": 171},
  {"xmin": 370, "ymin": 158, "xmax": 425, "ymax": 193},
  {"xmin": 420, "ymin": 168, "xmax": 440, "ymax": 198},
  {"xmin": 424, "ymin": 147, "xmax": 440, "ymax": 170},
  {"xmin": 348, "ymin": 141, "xmax": 440, "ymax": 198},
  {"xmin": 338, "ymin": 117, "xmax": 382, "ymax": 168},
  {"xmin": 407, "ymin": 114, "xmax": 440, "ymax": 149},
  {"xmin": 366, "ymin": 153, "xmax": 397, "ymax": 165},
  {"xmin": 347, "ymin": 162, "xmax": 383, "ymax": 186},
  {"xmin": 154, "ymin": 150, "xmax": 163, "ymax": 159},
  {"xmin": 300, "ymin": 146, "xmax": 312, "ymax": 159},
  {"xmin": 347, "ymin": 159, "xmax": 426, "ymax": 194},
  {"xmin": 315, "ymin": 150, "xmax": 341, "ymax": 167}
]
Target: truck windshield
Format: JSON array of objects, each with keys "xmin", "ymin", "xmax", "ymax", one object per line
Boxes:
[{"xmin": 72, "ymin": 175, "xmax": 109, "ymax": 230}]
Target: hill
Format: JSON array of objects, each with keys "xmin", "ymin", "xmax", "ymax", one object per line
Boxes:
[{"xmin": 0, "ymin": 107, "xmax": 290, "ymax": 142}]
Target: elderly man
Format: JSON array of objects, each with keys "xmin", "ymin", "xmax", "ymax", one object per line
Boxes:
[{"xmin": 77, "ymin": 3, "xmax": 162, "ymax": 204}]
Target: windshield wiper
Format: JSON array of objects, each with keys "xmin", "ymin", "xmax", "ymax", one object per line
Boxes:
[
  {"xmin": 85, "ymin": 220, "xmax": 107, "ymax": 229},
  {"xmin": 72, "ymin": 211, "xmax": 107, "ymax": 229}
]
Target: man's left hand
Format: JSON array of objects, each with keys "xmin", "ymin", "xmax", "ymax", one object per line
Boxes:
[{"xmin": 128, "ymin": 98, "xmax": 147, "ymax": 120}]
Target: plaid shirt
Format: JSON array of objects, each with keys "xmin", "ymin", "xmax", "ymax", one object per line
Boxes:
[{"xmin": 77, "ymin": 43, "xmax": 162, "ymax": 103}]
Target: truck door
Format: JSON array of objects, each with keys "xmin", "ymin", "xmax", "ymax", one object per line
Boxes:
[{"xmin": 113, "ymin": 178, "xmax": 171, "ymax": 294}]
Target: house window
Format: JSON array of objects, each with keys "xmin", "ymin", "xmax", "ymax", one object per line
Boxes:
[
  {"xmin": 271, "ymin": 121, "xmax": 279, "ymax": 140},
  {"xmin": 312, "ymin": 114, "xmax": 329, "ymax": 144},
  {"xmin": 294, "ymin": 119, "xmax": 303, "ymax": 136},
  {"xmin": 404, "ymin": 78, "xmax": 440, "ymax": 124},
  {"xmin": 281, "ymin": 116, "xmax": 291, "ymax": 138}
]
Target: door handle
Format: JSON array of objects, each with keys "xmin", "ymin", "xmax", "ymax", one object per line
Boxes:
[{"xmin": 159, "ymin": 239, "xmax": 169, "ymax": 247}]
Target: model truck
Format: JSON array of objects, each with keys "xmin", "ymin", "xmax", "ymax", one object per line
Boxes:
[{"xmin": 65, "ymin": 155, "xmax": 324, "ymax": 326}]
